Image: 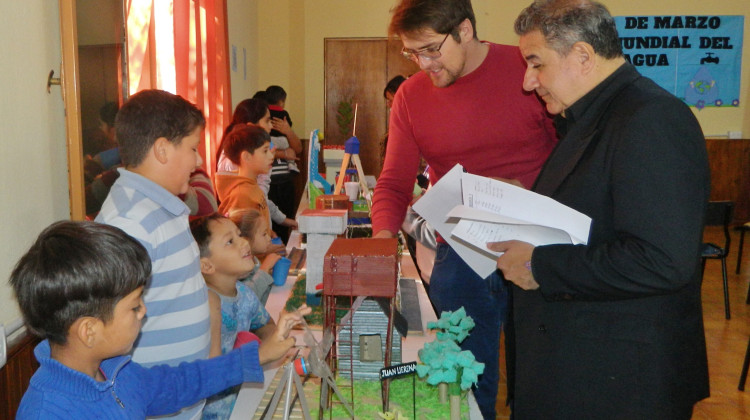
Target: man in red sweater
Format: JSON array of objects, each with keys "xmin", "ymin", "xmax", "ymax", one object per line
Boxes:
[{"xmin": 372, "ymin": 1, "xmax": 557, "ymax": 417}]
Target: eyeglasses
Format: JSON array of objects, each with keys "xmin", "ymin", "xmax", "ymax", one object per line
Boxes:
[{"xmin": 401, "ymin": 33, "xmax": 451, "ymax": 62}]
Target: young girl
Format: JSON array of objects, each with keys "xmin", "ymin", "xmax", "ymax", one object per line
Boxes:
[
  {"xmin": 232, "ymin": 209, "xmax": 280, "ymax": 305},
  {"xmin": 216, "ymin": 98, "xmax": 273, "ymax": 173}
]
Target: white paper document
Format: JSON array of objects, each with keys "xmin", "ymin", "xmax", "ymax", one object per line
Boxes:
[
  {"xmin": 413, "ymin": 164, "xmax": 591, "ymax": 278},
  {"xmin": 448, "ymin": 207, "xmax": 575, "ymax": 257}
]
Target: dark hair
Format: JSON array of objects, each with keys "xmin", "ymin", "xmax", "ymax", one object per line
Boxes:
[
  {"xmin": 99, "ymin": 101, "xmax": 119, "ymax": 127},
  {"xmin": 389, "ymin": 0, "xmax": 477, "ymax": 40},
  {"xmin": 222, "ymin": 125, "xmax": 271, "ymax": 165},
  {"xmin": 230, "ymin": 209, "xmax": 264, "ymax": 240},
  {"xmin": 189, "ymin": 213, "xmax": 227, "ymax": 257},
  {"xmin": 9, "ymin": 221, "xmax": 150, "ymax": 345},
  {"xmin": 225, "ymin": 98, "xmax": 269, "ymax": 136},
  {"xmin": 514, "ymin": 0, "xmax": 622, "ymax": 59},
  {"xmin": 384, "ymin": 75, "xmax": 407, "ymax": 98},
  {"xmin": 252, "ymin": 90, "xmax": 269, "ymax": 102},
  {"xmin": 115, "ymin": 89, "xmax": 205, "ymax": 166},
  {"xmin": 265, "ymin": 85, "xmax": 287, "ymax": 105},
  {"xmin": 217, "ymin": 98, "xmax": 270, "ymax": 167}
]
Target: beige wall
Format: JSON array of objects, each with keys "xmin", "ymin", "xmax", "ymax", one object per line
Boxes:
[
  {"xmin": 227, "ymin": 0, "xmax": 260, "ymax": 111},
  {"xmin": 0, "ymin": 2, "xmax": 69, "ymax": 332},
  {"xmin": 76, "ymin": 0, "xmax": 121, "ymax": 46},
  {"xmin": 243, "ymin": 0, "xmax": 749, "ymax": 140},
  {"xmin": 227, "ymin": 0, "xmax": 306, "ymax": 125},
  {"xmin": 254, "ymin": 0, "xmax": 306, "ymax": 132}
]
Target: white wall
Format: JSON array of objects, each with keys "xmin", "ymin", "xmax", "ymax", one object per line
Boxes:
[{"xmin": 0, "ymin": 2, "xmax": 70, "ymax": 333}]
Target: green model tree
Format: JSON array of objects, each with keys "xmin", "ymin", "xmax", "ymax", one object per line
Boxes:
[
  {"xmin": 336, "ymin": 98, "xmax": 354, "ymax": 139},
  {"xmin": 416, "ymin": 307, "xmax": 484, "ymax": 420}
]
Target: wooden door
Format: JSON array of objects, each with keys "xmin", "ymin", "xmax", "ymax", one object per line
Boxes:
[
  {"xmin": 324, "ymin": 38, "xmax": 418, "ymax": 178},
  {"xmin": 386, "ymin": 38, "xmax": 419, "ymax": 85}
]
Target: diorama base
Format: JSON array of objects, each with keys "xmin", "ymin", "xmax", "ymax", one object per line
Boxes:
[{"xmin": 251, "ymin": 367, "xmax": 471, "ymax": 419}]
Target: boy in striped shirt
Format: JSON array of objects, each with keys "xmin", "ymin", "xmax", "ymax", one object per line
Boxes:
[{"xmin": 96, "ymin": 89, "xmax": 211, "ymax": 420}]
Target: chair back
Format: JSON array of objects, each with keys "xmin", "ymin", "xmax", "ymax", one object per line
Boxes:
[{"xmin": 704, "ymin": 200, "xmax": 734, "ymax": 253}]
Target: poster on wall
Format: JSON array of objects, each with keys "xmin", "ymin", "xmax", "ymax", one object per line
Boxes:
[{"xmin": 614, "ymin": 15, "xmax": 744, "ymax": 109}]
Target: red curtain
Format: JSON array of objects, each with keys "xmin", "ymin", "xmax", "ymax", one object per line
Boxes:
[{"xmin": 126, "ymin": 0, "xmax": 231, "ymax": 179}]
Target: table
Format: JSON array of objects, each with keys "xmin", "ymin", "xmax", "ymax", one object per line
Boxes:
[{"xmin": 230, "ymin": 231, "xmax": 481, "ymax": 419}]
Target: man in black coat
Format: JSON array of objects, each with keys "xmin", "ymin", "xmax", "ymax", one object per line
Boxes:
[{"xmin": 489, "ymin": 1, "xmax": 710, "ymax": 418}]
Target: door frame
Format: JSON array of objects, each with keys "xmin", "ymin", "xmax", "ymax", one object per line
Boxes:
[{"xmin": 59, "ymin": 0, "xmax": 85, "ymax": 220}]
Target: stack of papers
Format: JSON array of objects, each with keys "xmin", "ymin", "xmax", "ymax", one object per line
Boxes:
[{"xmin": 412, "ymin": 164, "xmax": 591, "ymax": 278}]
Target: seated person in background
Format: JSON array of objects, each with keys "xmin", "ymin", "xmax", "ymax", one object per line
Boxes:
[
  {"xmin": 97, "ymin": 101, "xmax": 119, "ymax": 147},
  {"xmin": 215, "ymin": 125, "xmax": 295, "ymax": 239},
  {"xmin": 85, "ymin": 166, "xmax": 122, "ymax": 215},
  {"xmin": 190, "ymin": 214, "xmax": 311, "ymax": 420},
  {"xmin": 82, "ymin": 102, "xmax": 119, "ymax": 159},
  {"xmin": 10, "ymin": 221, "xmax": 304, "ymax": 419},
  {"xmin": 83, "ymin": 101, "xmax": 120, "ymax": 184},
  {"xmin": 231, "ymin": 209, "xmax": 281, "ymax": 304}
]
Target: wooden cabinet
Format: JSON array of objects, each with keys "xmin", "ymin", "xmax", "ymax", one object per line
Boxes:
[
  {"xmin": 706, "ymin": 139, "xmax": 750, "ymax": 223},
  {"xmin": 0, "ymin": 333, "xmax": 40, "ymax": 419}
]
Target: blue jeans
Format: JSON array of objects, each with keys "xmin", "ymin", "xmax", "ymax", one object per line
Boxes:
[{"xmin": 428, "ymin": 243, "xmax": 507, "ymax": 420}]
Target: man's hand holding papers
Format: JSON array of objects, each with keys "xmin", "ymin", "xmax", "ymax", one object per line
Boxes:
[
  {"xmin": 487, "ymin": 240, "xmax": 539, "ymax": 290},
  {"xmin": 412, "ymin": 164, "xmax": 591, "ymax": 278}
]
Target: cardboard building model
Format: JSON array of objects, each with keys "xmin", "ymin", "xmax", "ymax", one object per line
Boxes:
[
  {"xmin": 321, "ymin": 237, "xmax": 407, "ymax": 411},
  {"xmin": 297, "ymin": 208, "xmax": 348, "ymax": 305},
  {"xmin": 339, "ymin": 298, "xmax": 408, "ymax": 380}
]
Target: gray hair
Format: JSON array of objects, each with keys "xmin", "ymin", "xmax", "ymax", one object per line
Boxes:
[{"xmin": 514, "ymin": 0, "xmax": 622, "ymax": 59}]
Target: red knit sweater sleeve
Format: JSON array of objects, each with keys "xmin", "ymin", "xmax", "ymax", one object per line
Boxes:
[{"xmin": 371, "ymin": 90, "xmax": 422, "ymax": 235}]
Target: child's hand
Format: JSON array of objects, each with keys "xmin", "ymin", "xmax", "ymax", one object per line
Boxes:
[
  {"xmin": 283, "ymin": 148, "xmax": 298, "ymax": 161},
  {"xmin": 267, "ymin": 243, "xmax": 287, "ymax": 256},
  {"xmin": 257, "ymin": 332, "xmax": 296, "ymax": 365},
  {"xmin": 260, "ymin": 253, "xmax": 282, "ymax": 273},
  {"xmin": 281, "ymin": 218, "xmax": 298, "ymax": 229},
  {"xmin": 271, "ymin": 116, "xmax": 292, "ymax": 136},
  {"xmin": 276, "ymin": 305, "xmax": 312, "ymax": 337},
  {"xmin": 257, "ymin": 305, "xmax": 312, "ymax": 364}
]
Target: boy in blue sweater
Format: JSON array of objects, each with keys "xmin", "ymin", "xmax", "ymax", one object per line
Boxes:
[{"xmin": 10, "ymin": 221, "xmax": 305, "ymax": 419}]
